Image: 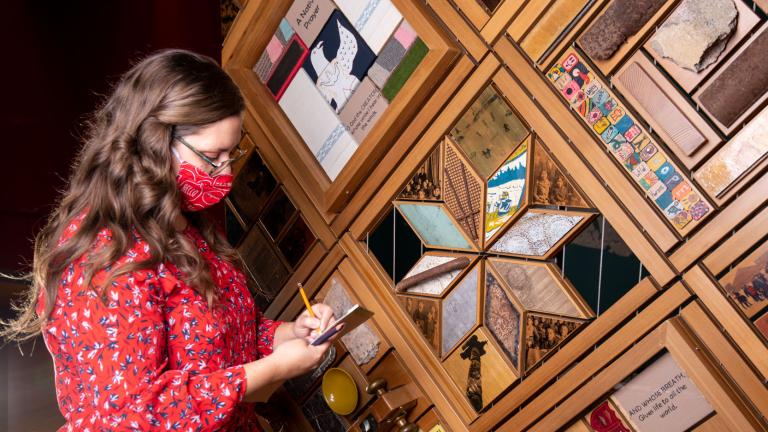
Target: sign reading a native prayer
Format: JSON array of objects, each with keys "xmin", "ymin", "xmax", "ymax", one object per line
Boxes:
[{"xmin": 611, "ymin": 352, "xmax": 713, "ymax": 432}]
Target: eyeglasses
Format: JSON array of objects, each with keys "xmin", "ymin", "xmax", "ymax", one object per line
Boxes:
[{"xmin": 173, "ymin": 133, "xmax": 247, "ymax": 176}]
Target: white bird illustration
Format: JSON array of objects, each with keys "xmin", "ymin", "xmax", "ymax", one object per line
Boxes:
[{"xmin": 310, "ymin": 19, "xmax": 360, "ymax": 112}]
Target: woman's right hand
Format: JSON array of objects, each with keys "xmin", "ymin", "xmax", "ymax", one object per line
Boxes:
[{"xmin": 269, "ymin": 337, "xmax": 331, "ymax": 379}]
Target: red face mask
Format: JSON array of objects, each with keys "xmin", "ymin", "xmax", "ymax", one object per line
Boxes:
[{"xmin": 173, "ymin": 149, "xmax": 233, "ymax": 212}]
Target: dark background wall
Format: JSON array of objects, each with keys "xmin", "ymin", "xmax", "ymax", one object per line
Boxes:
[{"xmin": 0, "ymin": 1, "xmax": 222, "ymax": 429}]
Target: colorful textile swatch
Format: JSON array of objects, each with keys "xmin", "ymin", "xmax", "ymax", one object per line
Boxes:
[
  {"xmin": 285, "ymin": 0, "xmax": 336, "ymax": 46},
  {"xmin": 368, "ymin": 20, "xmax": 417, "ymax": 89},
  {"xmin": 334, "ymin": 0, "xmax": 403, "ymax": 53},
  {"xmin": 548, "ymin": 49, "xmax": 712, "ymax": 232},
  {"xmin": 381, "ymin": 38, "xmax": 428, "ymax": 101},
  {"xmin": 253, "ymin": 19, "xmax": 298, "ymax": 83},
  {"xmin": 279, "ymin": 69, "xmax": 358, "ymax": 180},
  {"xmin": 303, "ymin": 10, "xmax": 376, "ymax": 112}
]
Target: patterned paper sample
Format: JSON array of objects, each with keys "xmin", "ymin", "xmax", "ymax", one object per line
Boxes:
[
  {"xmin": 381, "ymin": 38, "xmax": 428, "ymax": 101},
  {"xmin": 402, "ymin": 254, "xmax": 464, "ymax": 296},
  {"xmin": 286, "ymin": 0, "xmax": 336, "ymax": 46},
  {"xmin": 489, "ymin": 258, "xmax": 585, "ymax": 318},
  {"xmin": 334, "ymin": 0, "xmax": 403, "ymax": 53},
  {"xmin": 339, "ymin": 77, "xmax": 388, "ymax": 143},
  {"xmin": 697, "ymin": 26, "xmax": 768, "ymax": 128},
  {"xmin": 442, "ymin": 267, "xmax": 479, "ymax": 356},
  {"xmin": 442, "ymin": 328, "xmax": 516, "ymax": 412},
  {"xmin": 368, "ymin": 20, "xmax": 417, "ymax": 88},
  {"xmin": 253, "ymin": 19, "xmax": 296, "ymax": 82},
  {"xmin": 525, "ymin": 312, "xmax": 582, "ymax": 370},
  {"xmin": 398, "ymin": 144, "xmax": 442, "ymax": 200},
  {"xmin": 444, "ymin": 142, "xmax": 483, "ymax": 243},
  {"xmin": 532, "ymin": 139, "xmax": 588, "ymax": 207},
  {"xmin": 548, "ymin": 49, "xmax": 712, "ymax": 232},
  {"xmin": 485, "ymin": 140, "xmax": 528, "ymax": 240},
  {"xmin": 490, "ymin": 210, "xmax": 583, "ymax": 257},
  {"xmin": 578, "ymin": 0, "xmax": 666, "ymax": 60},
  {"xmin": 303, "ymin": 10, "xmax": 375, "ymax": 113},
  {"xmin": 397, "ymin": 203, "xmax": 473, "ymax": 250},
  {"xmin": 400, "ymin": 295, "xmax": 440, "ymax": 352},
  {"xmin": 450, "ymin": 86, "xmax": 529, "ymax": 179},
  {"xmin": 718, "ymin": 240, "xmax": 768, "ymax": 319},
  {"xmin": 484, "ymin": 270, "xmax": 522, "ymax": 370},
  {"xmin": 694, "ymin": 105, "xmax": 768, "ymax": 199},
  {"xmin": 279, "ymin": 69, "xmax": 358, "ymax": 181},
  {"xmin": 611, "ymin": 352, "xmax": 714, "ymax": 432},
  {"xmin": 324, "ymin": 278, "xmax": 381, "ymax": 365}
]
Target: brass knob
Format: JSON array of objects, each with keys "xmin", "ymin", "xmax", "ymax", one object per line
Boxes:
[
  {"xmin": 398, "ymin": 422, "xmax": 418, "ymax": 432},
  {"xmin": 366, "ymin": 378, "xmax": 387, "ymax": 396}
]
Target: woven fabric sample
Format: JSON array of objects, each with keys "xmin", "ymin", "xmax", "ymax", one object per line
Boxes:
[{"xmin": 444, "ymin": 142, "xmax": 483, "ymax": 243}]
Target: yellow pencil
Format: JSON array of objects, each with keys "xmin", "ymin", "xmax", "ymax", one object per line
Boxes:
[{"xmin": 298, "ymin": 283, "xmax": 316, "ymax": 318}]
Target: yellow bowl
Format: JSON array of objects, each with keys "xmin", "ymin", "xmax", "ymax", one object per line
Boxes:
[{"xmin": 321, "ymin": 368, "xmax": 358, "ymax": 415}]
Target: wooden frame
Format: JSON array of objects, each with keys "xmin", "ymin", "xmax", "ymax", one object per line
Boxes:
[
  {"xmin": 223, "ymin": 0, "xmax": 460, "ymax": 215},
  {"xmin": 525, "ymin": 318, "xmax": 765, "ymax": 431}
]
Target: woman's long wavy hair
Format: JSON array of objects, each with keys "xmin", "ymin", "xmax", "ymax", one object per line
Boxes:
[{"xmin": 2, "ymin": 49, "xmax": 245, "ymax": 343}]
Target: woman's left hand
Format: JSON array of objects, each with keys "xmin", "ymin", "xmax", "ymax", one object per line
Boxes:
[{"xmin": 293, "ymin": 303, "xmax": 336, "ymax": 342}]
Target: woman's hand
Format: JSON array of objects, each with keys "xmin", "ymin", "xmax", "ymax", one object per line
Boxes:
[
  {"xmin": 269, "ymin": 338, "xmax": 332, "ymax": 380},
  {"xmin": 293, "ymin": 303, "xmax": 336, "ymax": 342}
]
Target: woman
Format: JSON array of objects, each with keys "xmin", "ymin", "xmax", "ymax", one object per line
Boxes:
[{"xmin": 1, "ymin": 49, "xmax": 336, "ymax": 431}]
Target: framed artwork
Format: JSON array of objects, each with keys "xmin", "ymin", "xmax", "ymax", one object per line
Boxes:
[
  {"xmin": 260, "ymin": 186, "xmax": 297, "ymax": 241},
  {"xmin": 755, "ymin": 312, "xmax": 768, "ymax": 340},
  {"xmin": 228, "ymin": 142, "xmax": 278, "ymax": 227},
  {"xmin": 611, "ymin": 352, "xmax": 713, "ymax": 432},
  {"xmin": 277, "ymin": 215, "xmax": 317, "ymax": 269},
  {"xmin": 238, "ymin": 224, "xmax": 291, "ymax": 310},
  {"xmin": 225, "ymin": 0, "xmax": 460, "ymax": 214},
  {"xmin": 525, "ymin": 318, "xmax": 764, "ymax": 431},
  {"xmin": 718, "ymin": 240, "xmax": 768, "ymax": 319}
]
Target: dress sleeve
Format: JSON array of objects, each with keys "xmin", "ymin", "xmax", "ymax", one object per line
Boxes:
[
  {"xmin": 42, "ymin": 266, "xmax": 248, "ymax": 431},
  {"xmin": 256, "ymin": 309, "xmax": 282, "ymax": 357}
]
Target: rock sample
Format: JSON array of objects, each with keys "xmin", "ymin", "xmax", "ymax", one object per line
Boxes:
[
  {"xmin": 698, "ymin": 27, "xmax": 768, "ymax": 127},
  {"xmin": 578, "ymin": 0, "xmax": 666, "ymax": 60},
  {"xmin": 650, "ymin": 0, "xmax": 737, "ymax": 72}
]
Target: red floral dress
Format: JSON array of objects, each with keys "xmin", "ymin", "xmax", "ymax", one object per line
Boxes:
[{"xmin": 36, "ymin": 215, "xmax": 281, "ymax": 431}]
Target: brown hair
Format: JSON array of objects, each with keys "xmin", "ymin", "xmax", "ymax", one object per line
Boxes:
[{"xmin": 2, "ymin": 49, "xmax": 245, "ymax": 343}]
